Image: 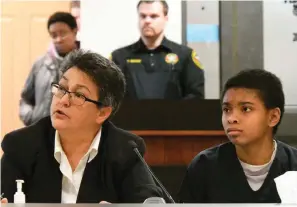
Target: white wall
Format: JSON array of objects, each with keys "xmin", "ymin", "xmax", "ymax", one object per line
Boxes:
[
  {"xmin": 263, "ymin": 0, "xmax": 297, "ymax": 108},
  {"xmin": 80, "ymin": 0, "xmax": 182, "ymax": 58}
]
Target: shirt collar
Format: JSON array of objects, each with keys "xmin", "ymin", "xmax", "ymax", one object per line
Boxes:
[
  {"xmin": 132, "ymin": 36, "xmax": 172, "ymax": 53},
  {"xmin": 54, "ymin": 128, "xmax": 102, "ymax": 164},
  {"xmin": 239, "ymin": 140, "xmax": 278, "ymax": 168}
]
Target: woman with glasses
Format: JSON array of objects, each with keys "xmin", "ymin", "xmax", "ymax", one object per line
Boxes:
[{"xmin": 1, "ymin": 49, "xmax": 162, "ymax": 203}]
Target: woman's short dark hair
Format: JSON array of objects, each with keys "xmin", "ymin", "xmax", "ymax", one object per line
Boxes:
[{"xmin": 59, "ymin": 49, "xmax": 126, "ymax": 117}]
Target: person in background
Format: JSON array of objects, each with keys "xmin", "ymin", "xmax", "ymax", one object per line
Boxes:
[
  {"xmin": 111, "ymin": 0, "xmax": 205, "ymax": 100},
  {"xmin": 179, "ymin": 69, "xmax": 297, "ymax": 203},
  {"xmin": 1, "ymin": 49, "xmax": 162, "ymax": 203},
  {"xmin": 19, "ymin": 12, "xmax": 79, "ymax": 126}
]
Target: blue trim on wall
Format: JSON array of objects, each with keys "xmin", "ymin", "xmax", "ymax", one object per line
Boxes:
[{"xmin": 187, "ymin": 24, "xmax": 219, "ymax": 43}]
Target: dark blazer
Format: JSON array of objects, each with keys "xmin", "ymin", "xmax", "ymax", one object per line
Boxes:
[{"xmin": 1, "ymin": 116, "xmax": 162, "ymax": 203}]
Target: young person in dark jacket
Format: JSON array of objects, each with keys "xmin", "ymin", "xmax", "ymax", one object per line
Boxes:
[{"xmin": 179, "ymin": 69, "xmax": 297, "ymax": 203}]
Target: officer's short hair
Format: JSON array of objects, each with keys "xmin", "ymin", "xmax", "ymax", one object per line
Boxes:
[
  {"xmin": 47, "ymin": 12, "xmax": 77, "ymax": 30},
  {"xmin": 59, "ymin": 49, "xmax": 126, "ymax": 117},
  {"xmin": 220, "ymin": 69, "xmax": 285, "ymax": 135},
  {"xmin": 137, "ymin": 0, "xmax": 169, "ymax": 16}
]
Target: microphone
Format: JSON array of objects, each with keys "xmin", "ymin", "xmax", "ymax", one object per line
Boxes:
[{"xmin": 128, "ymin": 140, "xmax": 175, "ymax": 203}]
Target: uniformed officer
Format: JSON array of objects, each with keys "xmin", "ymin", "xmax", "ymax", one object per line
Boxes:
[{"xmin": 111, "ymin": 0, "xmax": 205, "ymax": 100}]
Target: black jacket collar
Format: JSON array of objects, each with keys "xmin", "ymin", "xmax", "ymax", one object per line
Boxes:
[{"xmin": 132, "ymin": 37, "xmax": 172, "ymax": 53}]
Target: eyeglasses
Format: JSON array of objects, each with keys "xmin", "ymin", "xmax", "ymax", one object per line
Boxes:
[{"xmin": 51, "ymin": 83, "xmax": 104, "ymax": 106}]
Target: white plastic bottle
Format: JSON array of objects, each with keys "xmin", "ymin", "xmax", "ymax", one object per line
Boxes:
[{"xmin": 14, "ymin": 180, "xmax": 25, "ymax": 203}]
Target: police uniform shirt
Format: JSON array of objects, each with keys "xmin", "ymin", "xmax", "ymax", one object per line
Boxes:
[
  {"xmin": 179, "ymin": 141, "xmax": 297, "ymax": 203},
  {"xmin": 111, "ymin": 37, "xmax": 205, "ymax": 99}
]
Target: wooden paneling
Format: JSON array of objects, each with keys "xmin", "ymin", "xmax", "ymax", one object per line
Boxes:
[
  {"xmin": 131, "ymin": 130, "xmax": 228, "ymax": 166},
  {"xmin": 1, "ymin": 1, "xmax": 70, "ymax": 139}
]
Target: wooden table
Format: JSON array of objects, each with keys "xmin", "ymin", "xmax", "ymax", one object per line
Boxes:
[{"xmin": 131, "ymin": 130, "xmax": 228, "ymax": 166}]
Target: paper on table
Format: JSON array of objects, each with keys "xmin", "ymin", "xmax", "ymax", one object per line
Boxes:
[{"xmin": 274, "ymin": 171, "xmax": 297, "ymax": 204}]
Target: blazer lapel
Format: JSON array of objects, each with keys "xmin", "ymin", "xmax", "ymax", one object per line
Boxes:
[
  {"xmin": 76, "ymin": 159, "xmax": 102, "ymax": 203},
  {"xmin": 41, "ymin": 119, "xmax": 62, "ymax": 202},
  {"xmin": 76, "ymin": 122, "xmax": 118, "ymax": 203},
  {"xmin": 27, "ymin": 118, "xmax": 62, "ymax": 203}
]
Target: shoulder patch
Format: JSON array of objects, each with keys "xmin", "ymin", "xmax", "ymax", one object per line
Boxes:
[{"xmin": 191, "ymin": 50, "xmax": 203, "ymax": 70}]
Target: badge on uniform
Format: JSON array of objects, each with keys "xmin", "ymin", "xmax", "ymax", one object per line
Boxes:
[
  {"xmin": 165, "ymin": 53, "xmax": 179, "ymax": 65},
  {"xmin": 127, "ymin": 59, "xmax": 142, "ymax": 63},
  {"xmin": 191, "ymin": 50, "xmax": 203, "ymax": 69}
]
